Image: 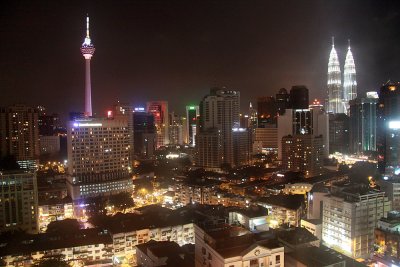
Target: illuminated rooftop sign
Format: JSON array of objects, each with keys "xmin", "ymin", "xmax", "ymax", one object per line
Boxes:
[
  {"xmin": 388, "ymin": 121, "xmax": 400, "ymax": 129},
  {"xmin": 73, "ymin": 123, "xmax": 103, "ymax": 127},
  {"xmin": 134, "ymin": 107, "xmax": 145, "ymax": 112}
]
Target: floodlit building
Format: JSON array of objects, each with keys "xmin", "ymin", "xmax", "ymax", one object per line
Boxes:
[
  {"xmin": 321, "ymin": 184, "xmax": 391, "ymax": 259},
  {"xmin": 0, "ymin": 171, "xmax": 39, "ymax": 234},
  {"xmin": 327, "ymin": 37, "xmax": 345, "ymax": 114},
  {"xmin": 343, "ymin": 40, "xmax": 357, "ymax": 112},
  {"xmin": 66, "ymin": 118, "xmax": 132, "ymax": 200}
]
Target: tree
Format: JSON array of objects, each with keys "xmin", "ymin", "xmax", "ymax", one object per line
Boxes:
[
  {"xmin": 46, "ymin": 219, "xmax": 80, "ymax": 234},
  {"xmin": 108, "ymin": 192, "xmax": 135, "ymax": 212},
  {"xmin": 32, "ymin": 257, "xmax": 69, "ymax": 267}
]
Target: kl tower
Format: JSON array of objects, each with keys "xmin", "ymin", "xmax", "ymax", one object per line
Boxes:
[{"xmin": 80, "ymin": 15, "xmax": 95, "ymax": 117}]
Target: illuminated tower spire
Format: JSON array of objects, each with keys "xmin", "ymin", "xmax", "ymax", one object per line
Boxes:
[
  {"xmin": 343, "ymin": 39, "xmax": 357, "ymax": 113},
  {"xmin": 327, "ymin": 36, "xmax": 344, "ymax": 114},
  {"xmin": 80, "ymin": 15, "xmax": 95, "ymax": 117}
]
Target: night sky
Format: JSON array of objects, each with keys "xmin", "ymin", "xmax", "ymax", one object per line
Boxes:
[{"xmin": 1, "ymin": 0, "xmax": 400, "ymax": 121}]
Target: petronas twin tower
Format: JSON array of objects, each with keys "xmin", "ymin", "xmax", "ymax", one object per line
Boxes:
[{"xmin": 326, "ymin": 37, "xmax": 357, "ymax": 114}]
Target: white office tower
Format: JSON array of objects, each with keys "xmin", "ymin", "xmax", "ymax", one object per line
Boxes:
[
  {"xmin": 321, "ymin": 184, "xmax": 390, "ymax": 259},
  {"xmin": 67, "ymin": 118, "xmax": 132, "ymax": 200},
  {"xmin": 343, "ymin": 40, "xmax": 357, "ymax": 113}
]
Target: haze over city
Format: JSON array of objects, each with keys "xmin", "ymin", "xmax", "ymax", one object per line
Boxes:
[{"xmin": 1, "ymin": 0, "xmax": 400, "ymax": 118}]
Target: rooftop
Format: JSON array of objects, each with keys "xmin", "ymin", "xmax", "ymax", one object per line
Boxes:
[{"xmin": 257, "ymin": 194, "xmax": 304, "ymax": 210}]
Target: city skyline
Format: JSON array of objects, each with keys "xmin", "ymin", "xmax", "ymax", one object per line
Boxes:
[{"xmin": 1, "ymin": 0, "xmax": 400, "ymax": 119}]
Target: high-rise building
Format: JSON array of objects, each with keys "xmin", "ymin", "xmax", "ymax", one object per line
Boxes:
[
  {"xmin": 66, "ymin": 118, "xmax": 132, "ymax": 200},
  {"xmin": 146, "ymin": 101, "xmax": 169, "ymax": 148},
  {"xmin": 282, "ymin": 134, "xmax": 324, "ymax": 177},
  {"xmin": 277, "ymin": 87, "xmax": 329, "ymax": 160},
  {"xmin": 276, "ymin": 88, "xmax": 290, "ymax": 115},
  {"xmin": 232, "ymin": 128, "xmax": 252, "ymax": 166},
  {"xmin": 349, "ymin": 92, "xmax": 378, "ymax": 154},
  {"xmin": 0, "ymin": 104, "xmax": 40, "ymax": 169},
  {"xmin": 195, "ymin": 129, "xmax": 222, "ymax": 170},
  {"xmin": 0, "ymin": 171, "xmax": 39, "ymax": 234},
  {"xmin": 80, "ymin": 16, "xmax": 95, "ymax": 117},
  {"xmin": 197, "ymin": 88, "xmax": 240, "ymax": 168},
  {"xmin": 248, "ymin": 102, "xmax": 258, "ymax": 128},
  {"xmin": 112, "ymin": 103, "xmax": 134, "ymax": 156},
  {"xmin": 289, "ymin": 86, "xmax": 309, "ymax": 110},
  {"xmin": 309, "ymin": 99, "xmax": 330, "ymax": 158},
  {"xmin": 321, "ymin": 184, "xmax": 390, "ymax": 259},
  {"xmin": 327, "ymin": 37, "xmax": 345, "ymax": 114},
  {"xmin": 168, "ymin": 112, "xmax": 184, "ymax": 145},
  {"xmin": 133, "ymin": 108, "xmax": 156, "ymax": 158},
  {"xmin": 329, "ymin": 113, "xmax": 349, "ymax": 154},
  {"xmin": 257, "ymin": 96, "xmax": 277, "ymax": 127},
  {"xmin": 185, "ymin": 106, "xmax": 199, "ymax": 146},
  {"xmin": 377, "ymin": 81, "xmax": 400, "ymax": 173},
  {"xmin": 343, "ymin": 40, "xmax": 357, "ymax": 112}
]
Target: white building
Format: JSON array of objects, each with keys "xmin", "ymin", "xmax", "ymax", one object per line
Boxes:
[
  {"xmin": 194, "ymin": 224, "xmax": 284, "ymax": 267},
  {"xmin": 321, "ymin": 184, "xmax": 391, "ymax": 259},
  {"xmin": 66, "ymin": 118, "xmax": 132, "ymax": 200}
]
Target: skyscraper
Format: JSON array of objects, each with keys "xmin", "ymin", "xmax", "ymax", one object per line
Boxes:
[
  {"xmin": 196, "ymin": 88, "xmax": 240, "ymax": 168},
  {"xmin": 327, "ymin": 37, "xmax": 344, "ymax": 114},
  {"xmin": 257, "ymin": 96, "xmax": 277, "ymax": 127},
  {"xmin": 0, "ymin": 105, "xmax": 40, "ymax": 169},
  {"xmin": 80, "ymin": 16, "xmax": 95, "ymax": 117},
  {"xmin": 146, "ymin": 101, "xmax": 169, "ymax": 148},
  {"xmin": 133, "ymin": 108, "xmax": 156, "ymax": 158},
  {"xmin": 349, "ymin": 92, "xmax": 378, "ymax": 154},
  {"xmin": 66, "ymin": 118, "xmax": 132, "ymax": 200},
  {"xmin": 343, "ymin": 40, "xmax": 357, "ymax": 112},
  {"xmin": 185, "ymin": 105, "xmax": 199, "ymax": 146},
  {"xmin": 377, "ymin": 81, "xmax": 400, "ymax": 173}
]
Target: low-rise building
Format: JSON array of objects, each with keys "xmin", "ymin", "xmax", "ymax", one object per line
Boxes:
[
  {"xmin": 257, "ymin": 195, "xmax": 305, "ymax": 227},
  {"xmin": 136, "ymin": 240, "xmax": 193, "ymax": 267},
  {"xmin": 0, "ymin": 228, "xmax": 113, "ymax": 266},
  {"xmin": 374, "ymin": 211, "xmax": 400, "ymax": 267},
  {"xmin": 194, "ymin": 224, "xmax": 284, "ymax": 267},
  {"xmin": 300, "ymin": 218, "xmax": 322, "ymax": 241},
  {"xmin": 228, "ymin": 206, "xmax": 269, "ymax": 232}
]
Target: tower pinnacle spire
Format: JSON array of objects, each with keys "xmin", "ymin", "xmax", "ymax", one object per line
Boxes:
[
  {"xmin": 348, "ymin": 39, "xmax": 351, "ymax": 49},
  {"xmin": 332, "ymin": 36, "xmax": 335, "ymax": 47},
  {"xmin": 86, "ymin": 15, "xmax": 90, "ymax": 39}
]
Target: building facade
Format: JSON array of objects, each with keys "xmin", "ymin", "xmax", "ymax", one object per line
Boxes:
[
  {"xmin": 0, "ymin": 171, "xmax": 39, "ymax": 234},
  {"xmin": 147, "ymin": 101, "xmax": 169, "ymax": 148},
  {"xmin": 322, "ymin": 185, "xmax": 391, "ymax": 259},
  {"xmin": 282, "ymin": 134, "xmax": 324, "ymax": 177},
  {"xmin": 0, "ymin": 105, "xmax": 40, "ymax": 169},
  {"xmin": 66, "ymin": 118, "xmax": 132, "ymax": 200},
  {"xmin": 349, "ymin": 92, "xmax": 378, "ymax": 154}
]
